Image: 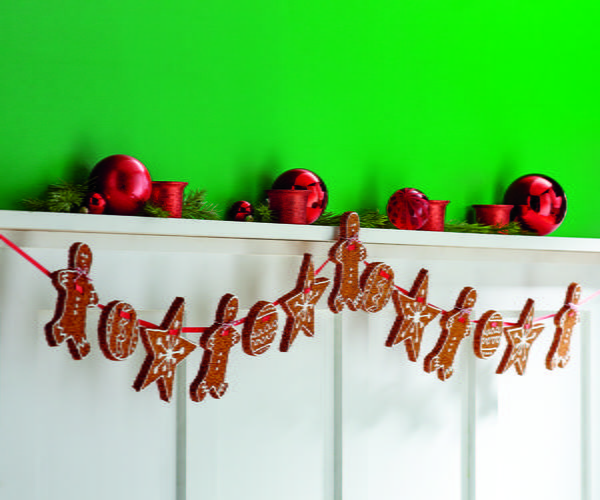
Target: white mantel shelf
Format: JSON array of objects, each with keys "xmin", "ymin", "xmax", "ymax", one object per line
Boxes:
[{"xmin": 0, "ymin": 209, "xmax": 598, "ymax": 254}]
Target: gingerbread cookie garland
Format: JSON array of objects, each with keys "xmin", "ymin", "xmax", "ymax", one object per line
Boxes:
[
  {"xmin": 473, "ymin": 310, "xmax": 504, "ymax": 359},
  {"xmin": 386, "ymin": 269, "xmax": 442, "ymax": 362},
  {"xmin": 98, "ymin": 300, "xmax": 140, "ymax": 361},
  {"xmin": 45, "ymin": 242, "xmax": 99, "ymax": 360},
  {"xmin": 546, "ymin": 283, "xmax": 581, "ymax": 370},
  {"xmin": 242, "ymin": 300, "xmax": 279, "ymax": 356},
  {"xmin": 496, "ymin": 298, "xmax": 544, "ymax": 376},
  {"xmin": 279, "ymin": 253, "xmax": 330, "ymax": 352},
  {"xmin": 190, "ymin": 293, "xmax": 241, "ymax": 402},
  {"xmin": 424, "ymin": 287, "xmax": 477, "ymax": 381},
  {"xmin": 133, "ymin": 297, "xmax": 197, "ymax": 402},
  {"xmin": 328, "ymin": 212, "xmax": 367, "ymax": 313}
]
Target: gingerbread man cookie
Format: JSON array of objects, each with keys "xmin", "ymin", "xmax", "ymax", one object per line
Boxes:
[
  {"xmin": 328, "ymin": 212, "xmax": 367, "ymax": 313},
  {"xmin": 359, "ymin": 262, "xmax": 395, "ymax": 313},
  {"xmin": 546, "ymin": 283, "xmax": 581, "ymax": 370},
  {"xmin": 133, "ymin": 297, "xmax": 197, "ymax": 402},
  {"xmin": 98, "ymin": 300, "xmax": 140, "ymax": 361},
  {"xmin": 279, "ymin": 253, "xmax": 330, "ymax": 352},
  {"xmin": 496, "ymin": 298, "xmax": 544, "ymax": 376},
  {"xmin": 386, "ymin": 269, "xmax": 441, "ymax": 362},
  {"xmin": 45, "ymin": 242, "xmax": 99, "ymax": 360},
  {"xmin": 424, "ymin": 287, "xmax": 477, "ymax": 381},
  {"xmin": 242, "ymin": 300, "xmax": 279, "ymax": 356},
  {"xmin": 190, "ymin": 294, "xmax": 241, "ymax": 402}
]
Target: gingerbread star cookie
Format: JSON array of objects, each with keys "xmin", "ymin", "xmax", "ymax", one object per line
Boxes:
[
  {"xmin": 328, "ymin": 212, "xmax": 367, "ymax": 313},
  {"xmin": 279, "ymin": 253, "xmax": 330, "ymax": 352},
  {"xmin": 45, "ymin": 242, "xmax": 99, "ymax": 360},
  {"xmin": 133, "ymin": 297, "xmax": 197, "ymax": 402},
  {"xmin": 424, "ymin": 286, "xmax": 477, "ymax": 381},
  {"xmin": 546, "ymin": 283, "xmax": 581, "ymax": 370},
  {"xmin": 190, "ymin": 294, "xmax": 241, "ymax": 402},
  {"xmin": 496, "ymin": 298, "xmax": 544, "ymax": 376},
  {"xmin": 385, "ymin": 269, "xmax": 441, "ymax": 362}
]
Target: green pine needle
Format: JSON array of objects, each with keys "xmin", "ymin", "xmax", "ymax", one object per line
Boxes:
[
  {"xmin": 253, "ymin": 201, "xmax": 274, "ymax": 223},
  {"xmin": 140, "ymin": 202, "xmax": 171, "ymax": 218},
  {"xmin": 444, "ymin": 220, "xmax": 533, "ymax": 235},
  {"xmin": 22, "ymin": 179, "xmax": 89, "ymax": 213},
  {"xmin": 181, "ymin": 189, "xmax": 221, "ymax": 220}
]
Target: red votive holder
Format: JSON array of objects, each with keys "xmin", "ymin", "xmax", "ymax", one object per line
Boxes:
[
  {"xmin": 421, "ymin": 200, "xmax": 450, "ymax": 231},
  {"xmin": 267, "ymin": 189, "xmax": 310, "ymax": 224},
  {"xmin": 472, "ymin": 204, "xmax": 513, "ymax": 227},
  {"xmin": 150, "ymin": 181, "xmax": 188, "ymax": 218}
]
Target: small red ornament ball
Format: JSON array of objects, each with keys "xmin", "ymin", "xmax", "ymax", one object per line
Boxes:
[
  {"xmin": 229, "ymin": 200, "xmax": 254, "ymax": 221},
  {"xmin": 90, "ymin": 155, "xmax": 152, "ymax": 215},
  {"xmin": 87, "ymin": 193, "xmax": 106, "ymax": 214},
  {"xmin": 386, "ymin": 188, "xmax": 430, "ymax": 230},
  {"xmin": 271, "ymin": 169, "xmax": 328, "ymax": 224}
]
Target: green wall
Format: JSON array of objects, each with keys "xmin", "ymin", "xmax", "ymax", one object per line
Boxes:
[{"xmin": 2, "ymin": 0, "xmax": 600, "ymax": 237}]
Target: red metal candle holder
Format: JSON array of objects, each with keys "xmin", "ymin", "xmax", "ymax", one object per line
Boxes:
[
  {"xmin": 421, "ymin": 200, "xmax": 450, "ymax": 231},
  {"xmin": 150, "ymin": 181, "xmax": 188, "ymax": 218},
  {"xmin": 266, "ymin": 189, "xmax": 310, "ymax": 224},
  {"xmin": 472, "ymin": 204, "xmax": 513, "ymax": 228}
]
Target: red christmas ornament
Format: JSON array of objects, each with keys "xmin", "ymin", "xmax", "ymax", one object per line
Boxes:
[
  {"xmin": 87, "ymin": 193, "xmax": 106, "ymax": 214},
  {"xmin": 386, "ymin": 188, "xmax": 430, "ymax": 230},
  {"xmin": 229, "ymin": 200, "xmax": 254, "ymax": 221},
  {"xmin": 271, "ymin": 169, "xmax": 328, "ymax": 224},
  {"xmin": 503, "ymin": 174, "xmax": 567, "ymax": 235},
  {"xmin": 90, "ymin": 155, "xmax": 152, "ymax": 215}
]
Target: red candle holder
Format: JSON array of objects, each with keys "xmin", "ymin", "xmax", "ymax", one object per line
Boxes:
[
  {"xmin": 266, "ymin": 189, "xmax": 310, "ymax": 224},
  {"xmin": 472, "ymin": 204, "xmax": 513, "ymax": 227},
  {"xmin": 150, "ymin": 181, "xmax": 188, "ymax": 218},
  {"xmin": 421, "ymin": 200, "xmax": 450, "ymax": 231}
]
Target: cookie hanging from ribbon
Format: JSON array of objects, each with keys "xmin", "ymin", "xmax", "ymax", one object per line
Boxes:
[
  {"xmin": 278, "ymin": 253, "xmax": 330, "ymax": 352},
  {"xmin": 424, "ymin": 286, "xmax": 477, "ymax": 381},
  {"xmin": 546, "ymin": 283, "xmax": 581, "ymax": 370},
  {"xmin": 386, "ymin": 269, "xmax": 441, "ymax": 361},
  {"xmin": 45, "ymin": 242, "xmax": 99, "ymax": 360},
  {"xmin": 328, "ymin": 212, "xmax": 367, "ymax": 313},
  {"xmin": 190, "ymin": 293, "xmax": 241, "ymax": 402},
  {"xmin": 133, "ymin": 297, "xmax": 197, "ymax": 402},
  {"xmin": 98, "ymin": 300, "xmax": 140, "ymax": 361},
  {"xmin": 496, "ymin": 298, "xmax": 544, "ymax": 376}
]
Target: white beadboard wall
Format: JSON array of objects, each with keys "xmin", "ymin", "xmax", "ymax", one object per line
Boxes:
[{"xmin": 0, "ymin": 211, "xmax": 598, "ymax": 500}]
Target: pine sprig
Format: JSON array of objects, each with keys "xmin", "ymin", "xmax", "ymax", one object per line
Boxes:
[
  {"xmin": 444, "ymin": 220, "xmax": 533, "ymax": 235},
  {"xmin": 181, "ymin": 189, "xmax": 220, "ymax": 220},
  {"xmin": 313, "ymin": 209, "xmax": 393, "ymax": 228},
  {"xmin": 22, "ymin": 179, "xmax": 89, "ymax": 213},
  {"xmin": 253, "ymin": 201, "xmax": 274, "ymax": 223},
  {"xmin": 140, "ymin": 202, "xmax": 171, "ymax": 218}
]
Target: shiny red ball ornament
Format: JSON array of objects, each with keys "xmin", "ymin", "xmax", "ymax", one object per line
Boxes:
[
  {"xmin": 229, "ymin": 200, "xmax": 254, "ymax": 221},
  {"xmin": 387, "ymin": 188, "xmax": 430, "ymax": 230},
  {"xmin": 90, "ymin": 155, "xmax": 152, "ymax": 215},
  {"xmin": 271, "ymin": 169, "xmax": 328, "ymax": 224},
  {"xmin": 87, "ymin": 192, "xmax": 106, "ymax": 214},
  {"xmin": 503, "ymin": 174, "xmax": 567, "ymax": 235}
]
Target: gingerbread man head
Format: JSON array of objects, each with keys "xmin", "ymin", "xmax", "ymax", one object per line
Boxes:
[
  {"xmin": 216, "ymin": 294, "xmax": 239, "ymax": 325},
  {"xmin": 340, "ymin": 212, "xmax": 360, "ymax": 239},
  {"xmin": 69, "ymin": 242, "xmax": 93, "ymax": 273}
]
